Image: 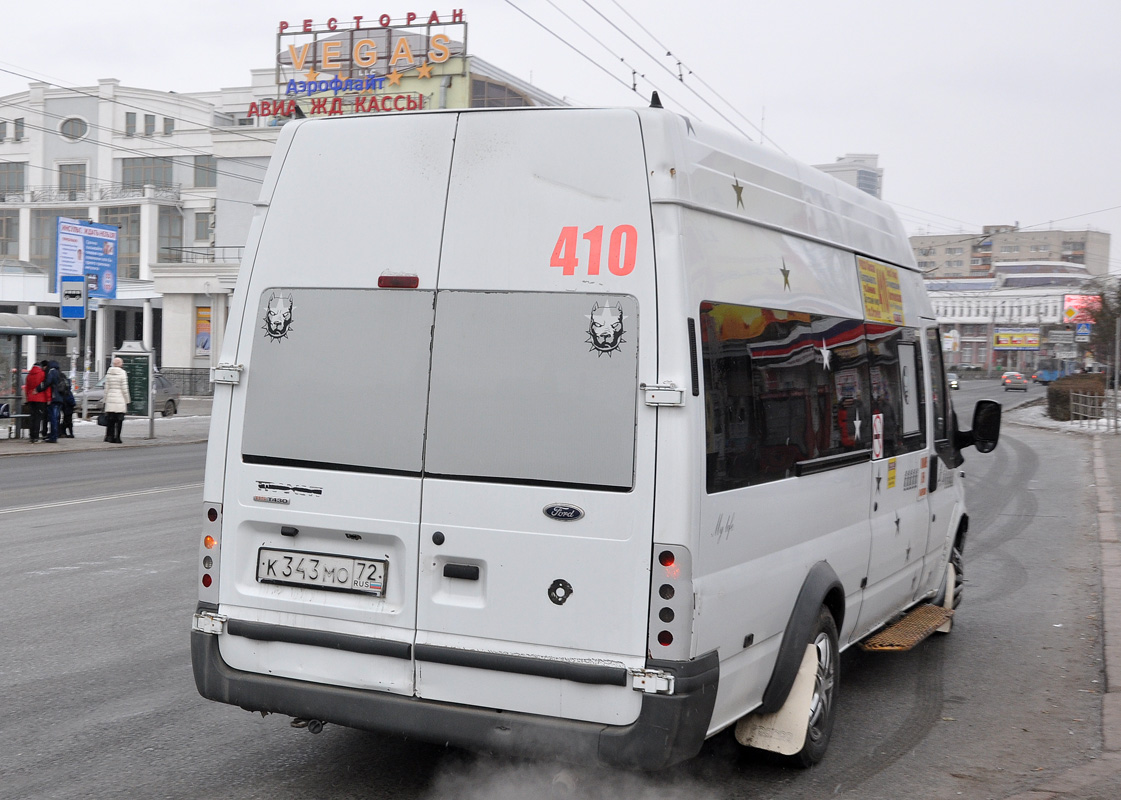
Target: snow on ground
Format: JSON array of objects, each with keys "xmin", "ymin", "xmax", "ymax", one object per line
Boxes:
[{"xmin": 1004, "ymin": 401, "xmax": 1119, "ymax": 436}]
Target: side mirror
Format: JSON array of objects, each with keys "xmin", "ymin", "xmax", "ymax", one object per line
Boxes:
[
  {"xmin": 971, "ymin": 400, "xmax": 1001, "ymax": 453},
  {"xmin": 953, "ymin": 399, "xmax": 1001, "ymax": 454}
]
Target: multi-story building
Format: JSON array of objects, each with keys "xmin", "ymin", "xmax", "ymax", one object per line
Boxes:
[
  {"xmin": 926, "ymin": 262, "xmax": 1094, "ymax": 374},
  {"xmin": 811, "ymin": 153, "xmax": 883, "ymax": 198},
  {"xmin": 912, "ymin": 224, "xmax": 1112, "ymax": 279},
  {"xmin": 0, "ymin": 22, "xmax": 562, "ymax": 389}
]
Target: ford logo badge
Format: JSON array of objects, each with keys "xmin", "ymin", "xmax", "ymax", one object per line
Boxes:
[{"xmin": 543, "ymin": 504, "xmax": 584, "ymax": 521}]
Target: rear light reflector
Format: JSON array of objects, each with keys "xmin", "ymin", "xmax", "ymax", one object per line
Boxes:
[
  {"xmin": 657, "ymin": 631, "xmax": 673, "ymax": 646},
  {"xmin": 202, "ymin": 574, "xmax": 212, "ymax": 588},
  {"xmin": 658, "ymin": 551, "xmax": 675, "ymax": 567},
  {"xmin": 378, "ymin": 274, "xmax": 420, "ymax": 288}
]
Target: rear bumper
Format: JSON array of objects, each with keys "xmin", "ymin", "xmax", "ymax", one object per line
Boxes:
[{"xmin": 191, "ymin": 622, "xmax": 719, "ymax": 770}]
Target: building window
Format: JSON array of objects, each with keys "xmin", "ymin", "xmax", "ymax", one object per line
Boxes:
[
  {"xmin": 194, "ymin": 211, "xmax": 214, "ymax": 242},
  {"xmin": 31, "ymin": 207, "xmax": 89, "ymax": 284},
  {"xmin": 0, "ymin": 121, "xmax": 6, "ymax": 140},
  {"xmin": 470, "ymin": 79, "xmax": 530, "ymax": 108},
  {"xmin": 58, "ymin": 164, "xmax": 87, "ymax": 199},
  {"xmin": 157, "ymin": 206, "xmax": 183, "ymax": 262},
  {"xmin": 14, "ymin": 118, "xmax": 24, "ymax": 140},
  {"xmin": 1030, "ymin": 244, "xmax": 1048, "ymax": 252},
  {"xmin": 971, "ymin": 258, "xmax": 982, "ymax": 266},
  {"xmin": 100, "ymin": 206, "xmax": 141, "ymax": 279},
  {"xmin": 1000, "ymin": 245, "xmax": 1019, "ymax": 253},
  {"xmin": 163, "ymin": 117, "xmax": 175, "ymax": 135},
  {"xmin": 122, "ymin": 157, "xmax": 174, "ymax": 188},
  {"xmin": 0, "ymin": 161, "xmax": 26, "ymax": 194},
  {"xmin": 0, "ymin": 210, "xmax": 18, "ymax": 256},
  {"xmin": 144, "ymin": 114, "xmax": 155, "ymax": 136},
  {"xmin": 946, "ymin": 247, "xmax": 963, "ymax": 255},
  {"xmin": 193, "ymin": 155, "xmax": 216, "ymax": 188},
  {"xmin": 60, "ymin": 118, "xmax": 88, "ymax": 140},
  {"xmin": 237, "ymin": 118, "xmax": 255, "ymax": 126},
  {"xmin": 125, "ymin": 112, "xmax": 136, "ymax": 136}
]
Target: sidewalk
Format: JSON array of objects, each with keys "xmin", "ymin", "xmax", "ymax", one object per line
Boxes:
[
  {"xmin": 999, "ymin": 409, "xmax": 1121, "ymax": 799},
  {"xmin": 0, "ymin": 396, "xmax": 212, "ymax": 457}
]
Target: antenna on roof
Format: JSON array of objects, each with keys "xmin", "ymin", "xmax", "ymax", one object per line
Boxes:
[{"xmin": 650, "ymin": 91, "xmax": 663, "ymax": 109}]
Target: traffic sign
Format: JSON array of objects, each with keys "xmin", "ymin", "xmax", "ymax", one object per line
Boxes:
[
  {"xmin": 1075, "ymin": 322, "xmax": 1092, "ymax": 342},
  {"xmin": 59, "ymin": 275, "xmax": 86, "ymax": 320}
]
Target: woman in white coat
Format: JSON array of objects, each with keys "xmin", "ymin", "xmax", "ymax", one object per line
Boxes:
[{"xmin": 103, "ymin": 357, "xmax": 131, "ymax": 443}]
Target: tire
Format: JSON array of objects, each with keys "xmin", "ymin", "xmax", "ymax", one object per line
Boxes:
[
  {"xmin": 788, "ymin": 607, "xmax": 840, "ymax": 768},
  {"xmin": 162, "ymin": 400, "xmax": 177, "ymax": 417},
  {"xmin": 948, "ymin": 545, "xmax": 964, "ymax": 609},
  {"xmin": 934, "ymin": 545, "xmax": 964, "ymax": 614}
]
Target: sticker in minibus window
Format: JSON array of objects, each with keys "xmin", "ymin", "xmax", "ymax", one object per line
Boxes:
[
  {"xmin": 263, "ymin": 293, "xmax": 295, "ymax": 341},
  {"xmin": 586, "ymin": 299, "xmax": 626, "ymax": 355}
]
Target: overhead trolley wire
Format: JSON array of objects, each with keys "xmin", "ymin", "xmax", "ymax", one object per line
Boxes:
[
  {"xmin": 0, "ymin": 112, "xmax": 266, "ymax": 190},
  {"xmin": 0, "ymin": 63, "xmax": 271, "ymax": 173},
  {"xmin": 503, "ymin": 0, "xmax": 706, "ymax": 122},
  {"xmin": 587, "ymin": 0, "xmax": 773, "ymax": 148}
]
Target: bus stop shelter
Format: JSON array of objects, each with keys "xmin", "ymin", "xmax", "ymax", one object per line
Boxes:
[{"xmin": 0, "ymin": 313, "xmax": 78, "ymax": 438}]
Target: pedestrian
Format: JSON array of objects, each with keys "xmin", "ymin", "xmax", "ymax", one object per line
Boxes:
[
  {"xmin": 103, "ymin": 357, "xmax": 130, "ymax": 444},
  {"xmin": 58, "ymin": 374, "xmax": 76, "ymax": 437},
  {"xmin": 23, "ymin": 360, "xmax": 49, "ymax": 443},
  {"xmin": 42, "ymin": 360, "xmax": 65, "ymax": 443}
]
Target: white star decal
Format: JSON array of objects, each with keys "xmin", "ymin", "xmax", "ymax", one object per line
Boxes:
[
  {"xmin": 852, "ymin": 408, "xmax": 862, "ymax": 441},
  {"xmin": 819, "ymin": 339, "xmax": 832, "ymax": 371}
]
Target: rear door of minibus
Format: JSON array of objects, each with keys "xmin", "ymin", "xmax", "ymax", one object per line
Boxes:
[
  {"xmin": 413, "ymin": 108, "xmax": 660, "ymax": 726},
  {"xmin": 214, "ymin": 113, "xmax": 458, "ymax": 698}
]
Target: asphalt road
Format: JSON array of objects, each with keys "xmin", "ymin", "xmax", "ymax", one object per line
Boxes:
[{"xmin": 0, "ymin": 425, "xmax": 1105, "ymax": 799}]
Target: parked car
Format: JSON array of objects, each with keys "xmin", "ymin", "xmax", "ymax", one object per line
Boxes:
[
  {"xmin": 947, "ymin": 372, "xmax": 960, "ymax": 390},
  {"xmin": 74, "ymin": 373, "xmax": 181, "ymax": 416},
  {"xmin": 1001, "ymin": 371, "xmax": 1029, "ymax": 391}
]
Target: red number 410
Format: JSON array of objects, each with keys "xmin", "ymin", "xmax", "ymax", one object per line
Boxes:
[{"xmin": 550, "ymin": 225, "xmax": 638, "ymax": 277}]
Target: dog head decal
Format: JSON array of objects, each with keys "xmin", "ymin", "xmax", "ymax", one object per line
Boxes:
[
  {"xmin": 263, "ymin": 293, "xmax": 294, "ymax": 341},
  {"xmin": 586, "ymin": 300, "xmax": 626, "ymax": 356}
]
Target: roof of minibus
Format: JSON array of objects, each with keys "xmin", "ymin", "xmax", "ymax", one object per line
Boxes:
[{"xmin": 273, "ymin": 106, "xmax": 917, "ymax": 270}]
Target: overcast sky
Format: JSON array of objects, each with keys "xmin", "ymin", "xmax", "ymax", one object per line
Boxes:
[{"xmin": 2, "ymin": 0, "xmax": 1119, "ymax": 270}]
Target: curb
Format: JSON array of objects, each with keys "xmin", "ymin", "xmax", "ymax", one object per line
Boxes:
[{"xmin": 1093, "ymin": 436, "xmax": 1121, "ymax": 756}]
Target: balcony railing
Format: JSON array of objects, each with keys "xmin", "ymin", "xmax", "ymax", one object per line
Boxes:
[
  {"xmin": 159, "ymin": 246, "xmax": 243, "ymax": 264},
  {"xmin": 0, "ymin": 183, "xmax": 182, "ymax": 204}
]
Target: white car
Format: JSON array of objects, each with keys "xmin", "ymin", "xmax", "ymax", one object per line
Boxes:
[{"xmin": 74, "ymin": 373, "xmax": 181, "ymax": 416}]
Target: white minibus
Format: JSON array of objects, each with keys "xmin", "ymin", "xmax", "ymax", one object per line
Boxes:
[{"xmin": 192, "ymin": 104, "xmax": 1000, "ymax": 769}]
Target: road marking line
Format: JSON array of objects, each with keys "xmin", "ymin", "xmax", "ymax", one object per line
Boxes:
[{"xmin": 0, "ymin": 483, "xmax": 204, "ymax": 515}]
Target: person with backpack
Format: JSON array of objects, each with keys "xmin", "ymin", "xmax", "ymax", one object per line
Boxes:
[
  {"xmin": 41, "ymin": 360, "xmax": 66, "ymax": 443},
  {"xmin": 57, "ymin": 374, "xmax": 76, "ymax": 438}
]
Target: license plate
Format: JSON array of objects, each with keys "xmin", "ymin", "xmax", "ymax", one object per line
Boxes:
[{"xmin": 257, "ymin": 548, "xmax": 387, "ymax": 596}]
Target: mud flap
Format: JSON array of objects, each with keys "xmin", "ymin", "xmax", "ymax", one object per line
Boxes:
[{"xmin": 734, "ymin": 643, "xmax": 817, "ymax": 755}]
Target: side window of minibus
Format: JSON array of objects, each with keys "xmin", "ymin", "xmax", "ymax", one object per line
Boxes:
[
  {"xmin": 700, "ymin": 302, "xmax": 871, "ymax": 492},
  {"xmin": 924, "ymin": 327, "xmax": 951, "ymax": 460},
  {"xmin": 868, "ymin": 325, "xmax": 926, "ymax": 457}
]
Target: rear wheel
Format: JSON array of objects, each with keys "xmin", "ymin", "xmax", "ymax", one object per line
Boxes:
[
  {"xmin": 162, "ymin": 400, "xmax": 176, "ymax": 417},
  {"xmin": 789, "ymin": 607, "xmax": 839, "ymax": 768}
]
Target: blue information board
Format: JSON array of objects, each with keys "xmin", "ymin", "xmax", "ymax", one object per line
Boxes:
[{"xmin": 56, "ymin": 218, "xmax": 119, "ymax": 299}]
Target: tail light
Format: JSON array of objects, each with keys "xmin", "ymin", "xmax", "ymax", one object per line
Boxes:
[
  {"xmin": 648, "ymin": 544, "xmax": 693, "ymax": 660},
  {"xmin": 199, "ymin": 503, "xmax": 222, "ymax": 604}
]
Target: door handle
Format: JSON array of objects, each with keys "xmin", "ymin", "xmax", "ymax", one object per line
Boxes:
[{"xmin": 442, "ymin": 563, "xmax": 480, "ymax": 581}]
